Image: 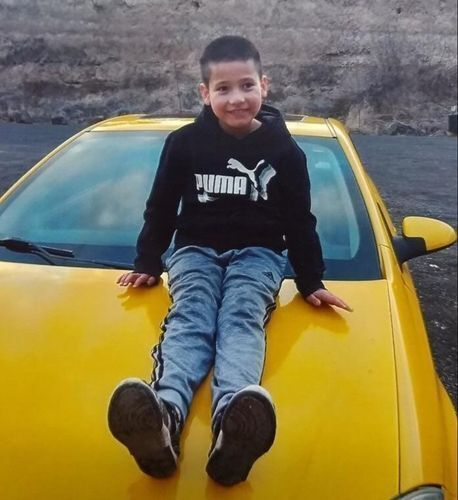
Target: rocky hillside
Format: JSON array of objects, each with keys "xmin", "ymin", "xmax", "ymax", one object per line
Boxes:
[{"xmin": 0, "ymin": 0, "xmax": 456, "ymax": 134}]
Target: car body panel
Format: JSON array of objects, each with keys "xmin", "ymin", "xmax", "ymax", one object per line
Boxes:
[
  {"xmin": 88, "ymin": 114, "xmax": 335, "ymax": 137},
  {"xmin": 329, "ymin": 119, "xmax": 456, "ymax": 498},
  {"xmin": 380, "ymin": 245, "xmax": 457, "ymax": 499},
  {"xmin": 0, "ymin": 116, "xmax": 456, "ymax": 499},
  {"xmin": 0, "ymin": 261, "xmax": 399, "ymax": 499}
]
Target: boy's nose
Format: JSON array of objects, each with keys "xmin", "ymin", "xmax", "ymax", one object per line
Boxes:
[{"xmin": 228, "ymin": 91, "xmax": 245, "ymax": 104}]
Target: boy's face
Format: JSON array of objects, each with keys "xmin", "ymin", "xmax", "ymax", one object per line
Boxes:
[{"xmin": 199, "ymin": 59, "xmax": 268, "ymax": 137}]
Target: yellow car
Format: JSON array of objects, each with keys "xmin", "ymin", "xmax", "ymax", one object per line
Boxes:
[{"xmin": 0, "ymin": 115, "xmax": 456, "ymax": 500}]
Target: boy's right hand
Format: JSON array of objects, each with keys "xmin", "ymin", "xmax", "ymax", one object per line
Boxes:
[{"xmin": 117, "ymin": 272, "xmax": 157, "ymax": 288}]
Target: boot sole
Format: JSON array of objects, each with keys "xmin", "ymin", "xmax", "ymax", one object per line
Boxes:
[
  {"xmin": 206, "ymin": 387, "xmax": 276, "ymax": 486},
  {"xmin": 107, "ymin": 378, "xmax": 177, "ymax": 478}
]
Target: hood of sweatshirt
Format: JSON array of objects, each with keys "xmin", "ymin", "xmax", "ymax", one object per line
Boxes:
[{"xmin": 195, "ymin": 103, "xmax": 291, "ymax": 145}]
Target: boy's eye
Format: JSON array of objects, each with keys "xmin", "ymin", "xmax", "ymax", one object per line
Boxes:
[
  {"xmin": 242, "ymin": 82, "xmax": 255, "ymax": 89},
  {"xmin": 216, "ymin": 86, "xmax": 228, "ymax": 92}
]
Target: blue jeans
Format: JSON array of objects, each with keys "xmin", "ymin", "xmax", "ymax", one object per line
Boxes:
[{"xmin": 151, "ymin": 246, "xmax": 286, "ymax": 422}]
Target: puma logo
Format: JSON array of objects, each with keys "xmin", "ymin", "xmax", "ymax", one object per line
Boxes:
[
  {"xmin": 226, "ymin": 158, "xmax": 276, "ymax": 201},
  {"xmin": 194, "ymin": 158, "xmax": 276, "ymax": 203}
]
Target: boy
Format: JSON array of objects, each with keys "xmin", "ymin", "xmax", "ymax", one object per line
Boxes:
[{"xmin": 108, "ymin": 35, "xmax": 350, "ymax": 486}]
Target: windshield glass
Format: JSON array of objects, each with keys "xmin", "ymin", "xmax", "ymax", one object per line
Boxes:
[{"xmin": 0, "ymin": 130, "xmax": 380, "ymax": 279}]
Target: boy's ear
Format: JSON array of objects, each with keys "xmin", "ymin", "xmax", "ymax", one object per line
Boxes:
[
  {"xmin": 198, "ymin": 83, "xmax": 211, "ymax": 105},
  {"xmin": 261, "ymin": 75, "xmax": 269, "ymax": 99}
]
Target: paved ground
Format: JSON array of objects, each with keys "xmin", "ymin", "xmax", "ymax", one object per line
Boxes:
[{"xmin": 0, "ymin": 123, "xmax": 456, "ymax": 406}]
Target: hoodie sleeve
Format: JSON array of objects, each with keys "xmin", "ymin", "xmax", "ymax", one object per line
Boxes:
[
  {"xmin": 280, "ymin": 141, "xmax": 326, "ymax": 297},
  {"xmin": 134, "ymin": 131, "xmax": 185, "ymax": 277}
]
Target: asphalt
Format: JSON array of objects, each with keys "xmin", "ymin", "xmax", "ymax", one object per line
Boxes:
[{"xmin": 0, "ymin": 123, "xmax": 456, "ymax": 406}]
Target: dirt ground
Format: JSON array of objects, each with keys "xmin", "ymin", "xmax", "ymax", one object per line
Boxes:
[{"xmin": 0, "ymin": 123, "xmax": 456, "ymax": 405}]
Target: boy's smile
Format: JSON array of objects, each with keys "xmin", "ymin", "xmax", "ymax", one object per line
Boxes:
[{"xmin": 199, "ymin": 60, "xmax": 268, "ymax": 138}]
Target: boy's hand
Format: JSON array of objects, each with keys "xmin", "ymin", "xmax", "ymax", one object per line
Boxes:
[
  {"xmin": 117, "ymin": 272, "xmax": 157, "ymax": 288},
  {"xmin": 306, "ymin": 288, "xmax": 353, "ymax": 312}
]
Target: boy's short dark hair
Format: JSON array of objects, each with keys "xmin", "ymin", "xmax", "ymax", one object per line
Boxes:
[{"xmin": 200, "ymin": 35, "xmax": 263, "ymax": 85}]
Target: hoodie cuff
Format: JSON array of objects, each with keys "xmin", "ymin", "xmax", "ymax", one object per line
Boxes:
[
  {"xmin": 133, "ymin": 256, "xmax": 164, "ymax": 278},
  {"xmin": 295, "ymin": 278, "xmax": 326, "ymax": 298}
]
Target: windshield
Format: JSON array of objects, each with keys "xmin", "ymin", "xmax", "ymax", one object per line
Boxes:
[{"xmin": 0, "ymin": 130, "xmax": 380, "ymax": 279}]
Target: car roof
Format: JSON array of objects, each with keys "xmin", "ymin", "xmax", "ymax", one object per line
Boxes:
[{"xmin": 89, "ymin": 114, "xmax": 337, "ymax": 138}]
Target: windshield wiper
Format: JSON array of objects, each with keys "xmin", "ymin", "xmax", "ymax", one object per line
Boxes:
[
  {"xmin": 0, "ymin": 237, "xmax": 74, "ymax": 265},
  {"xmin": 0, "ymin": 237, "xmax": 133, "ymax": 270}
]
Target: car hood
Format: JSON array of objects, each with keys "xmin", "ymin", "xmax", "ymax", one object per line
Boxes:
[{"xmin": 0, "ymin": 262, "xmax": 398, "ymax": 499}]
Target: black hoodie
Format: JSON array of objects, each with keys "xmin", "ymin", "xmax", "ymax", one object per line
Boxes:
[{"xmin": 134, "ymin": 104, "xmax": 325, "ymax": 297}]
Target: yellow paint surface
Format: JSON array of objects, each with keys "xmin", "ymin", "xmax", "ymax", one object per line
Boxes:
[{"xmin": 0, "ymin": 262, "xmax": 398, "ymax": 499}]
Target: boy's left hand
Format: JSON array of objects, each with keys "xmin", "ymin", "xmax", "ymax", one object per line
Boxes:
[{"xmin": 306, "ymin": 288, "xmax": 353, "ymax": 312}]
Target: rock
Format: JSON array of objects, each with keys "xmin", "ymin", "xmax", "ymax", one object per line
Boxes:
[
  {"xmin": 51, "ymin": 116, "xmax": 68, "ymax": 125},
  {"xmin": 345, "ymin": 101, "xmax": 376, "ymax": 134},
  {"xmin": 0, "ymin": 0, "xmax": 456, "ymax": 134},
  {"xmin": 8, "ymin": 111, "xmax": 33, "ymax": 124},
  {"xmin": 385, "ymin": 120, "xmax": 423, "ymax": 136}
]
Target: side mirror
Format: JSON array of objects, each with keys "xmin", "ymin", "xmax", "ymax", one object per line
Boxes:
[{"xmin": 393, "ymin": 216, "xmax": 457, "ymax": 264}]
